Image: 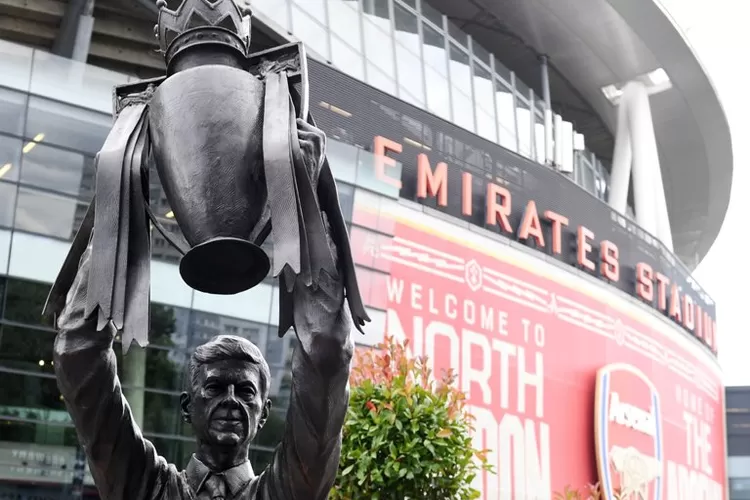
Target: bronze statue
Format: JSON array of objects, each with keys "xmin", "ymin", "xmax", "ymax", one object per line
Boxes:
[{"xmin": 45, "ymin": 0, "xmax": 368, "ymax": 498}]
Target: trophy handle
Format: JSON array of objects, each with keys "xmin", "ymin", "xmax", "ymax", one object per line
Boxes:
[{"xmin": 248, "ymin": 42, "xmax": 309, "ymax": 120}]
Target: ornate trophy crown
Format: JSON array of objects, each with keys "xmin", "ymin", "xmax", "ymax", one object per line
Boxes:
[{"xmin": 155, "ymin": 0, "xmax": 251, "ymax": 70}]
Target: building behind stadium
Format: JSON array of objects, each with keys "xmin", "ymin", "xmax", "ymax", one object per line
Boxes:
[{"xmin": 0, "ymin": 0, "xmax": 735, "ymax": 498}]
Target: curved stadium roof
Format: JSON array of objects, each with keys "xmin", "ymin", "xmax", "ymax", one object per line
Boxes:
[{"xmin": 428, "ymin": 0, "xmax": 732, "ymax": 269}]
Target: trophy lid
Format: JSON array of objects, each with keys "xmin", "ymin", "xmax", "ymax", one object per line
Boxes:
[{"xmin": 155, "ymin": 0, "xmax": 252, "ymax": 71}]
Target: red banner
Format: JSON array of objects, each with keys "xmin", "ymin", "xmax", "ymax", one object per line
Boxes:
[{"xmin": 353, "ymin": 206, "xmax": 727, "ymax": 500}]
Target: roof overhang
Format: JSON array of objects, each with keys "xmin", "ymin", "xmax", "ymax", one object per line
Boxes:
[{"xmin": 433, "ymin": 0, "xmax": 732, "ymax": 268}]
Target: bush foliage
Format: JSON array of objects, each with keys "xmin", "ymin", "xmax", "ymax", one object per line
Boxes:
[{"xmin": 330, "ymin": 336, "xmax": 492, "ymax": 499}]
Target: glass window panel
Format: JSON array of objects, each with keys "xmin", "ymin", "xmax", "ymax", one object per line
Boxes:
[
  {"xmin": 400, "ymin": 0, "xmax": 416, "ymax": 8},
  {"xmin": 0, "ymin": 134, "xmax": 23, "ymax": 183},
  {"xmin": 349, "ymin": 226, "xmax": 392, "ymax": 272},
  {"xmin": 0, "ymin": 371, "xmax": 66, "ymax": 413},
  {"xmin": 326, "ymin": 139, "xmax": 358, "ymax": 184},
  {"xmin": 291, "ymin": 6, "xmax": 330, "ymax": 59},
  {"xmin": 14, "ymin": 187, "xmax": 86, "ymax": 241},
  {"xmin": 451, "ymin": 89, "xmax": 474, "ymax": 133},
  {"xmin": 0, "ymin": 277, "xmax": 5, "ymax": 319},
  {"xmin": 253, "ymin": 0, "xmax": 290, "ymax": 30},
  {"xmin": 186, "ymin": 311, "xmax": 267, "ymax": 353},
  {"xmin": 534, "ymin": 113, "xmax": 546, "ymax": 163},
  {"xmin": 0, "ymin": 88, "xmax": 28, "ymax": 137},
  {"xmin": 148, "ymin": 304, "xmax": 191, "ymax": 350},
  {"xmin": 494, "ymin": 56, "xmax": 512, "ymax": 83},
  {"xmin": 515, "ymin": 77, "xmax": 531, "ymax": 101},
  {"xmin": 139, "ymin": 392, "xmax": 184, "ymax": 436},
  {"xmin": 424, "ymin": 66, "xmax": 450, "ymax": 121},
  {"xmin": 366, "ymin": 63, "xmax": 396, "ymax": 94},
  {"xmin": 4, "ymin": 279, "xmax": 55, "ymax": 327},
  {"xmin": 399, "ymin": 87, "xmax": 423, "ymax": 108},
  {"xmin": 354, "ymin": 266, "xmax": 388, "ymax": 310},
  {"xmin": 516, "ymin": 98, "xmax": 532, "ymax": 158},
  {"xmin": 331, "ymin": 36, "xmax": 365, "ymax": 81},
  {"xmin": 393, "ymin": 2, "xmax": 420, "ymax": 55},
  {"xmin": 265, "ymin": 334, "xmax": 287, "ymax": 366},
  {"xmin": 356, "ymin": 145, "xmax": 402, "ymax": 198},
  {"xmin": 473, "ymin": 43, "xmax": 491, "ymax": 67},
  {"xmin": 0, "ymin": 181, "xmax": 18, "ymax": 229},
  {"xmin": 328, "ymin": 0, "xmax": 362, "ymax": 51},
  {"xmin": 337, "ymin": 181, "xmax": 355, "ymax": 222},
  {"xmin": 26, "ymin": 97, "xmax": 111, "ymax": 155},
  {"xmin": 495, "ymin": 79, "xmax": 517, "ymax": 151},
  {"xmin": 362, "ymin": 0, "xmax": 390, "ymax": 21},
  {"xmin": 0, "ymin": 326, "xmax": 56, "ymax": 374},
  {"xmin": 293, "ymin": 0, "xmax": 325, "ymax": 22},
  {"xmin": 0, "ymin": 39, "xmax": 33, "ymax": 92},
  {"xmin": 448, "ymin": 43, "xmax": 471, "ymax": 92},
  {"xmin": 352, "ymin": 189, "xmax": 397, "ymax": 235},
  {"xmin": 473, "ymin": 64, "xmax": 496, "ymax": 142},
  {"xmin": 420, "ymin": 0, "xmax": 443, "ymax": 27},
  {"xmin": 422, "ymin": 22, "xmax": 447, "ymax": 76},
  {"xmin": 149, "ymin": 436, "xmax": 193, "ymax": 470},
  {"xmin": 363, "ymin": 16, "xmax": 394, "ymax": 76},
  {"xmin": 20, "ymin": 144, "xmax": 95, "ymax": 199},
  {"xmin": 395, "ymin": 44, "xmax": 425, "ymax": 105},
  {"xmin": 447, "ymin": 21, "xmax": 467, "ymax": 47}
]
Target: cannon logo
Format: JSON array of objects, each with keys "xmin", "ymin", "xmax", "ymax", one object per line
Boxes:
[{"xmin": 595, "ymin": 364, "xmax": 663, "ymax": 500}]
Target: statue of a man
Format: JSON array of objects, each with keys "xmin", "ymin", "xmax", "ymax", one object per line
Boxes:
[{"xmin": 54, "ymin": 221, "xmax": 353, "ymax": 500}]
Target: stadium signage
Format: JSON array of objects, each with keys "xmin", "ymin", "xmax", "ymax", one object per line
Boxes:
[{"xmin": 372, "ymin": 136, "xmax": 717, "ymax": 354}]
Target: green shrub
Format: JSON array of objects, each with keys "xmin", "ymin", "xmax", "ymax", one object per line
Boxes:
[{"xmin": 330, "ymin": 335, "xmax": 493, "ymax": 500}]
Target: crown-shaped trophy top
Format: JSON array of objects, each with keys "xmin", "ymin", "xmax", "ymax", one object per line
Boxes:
[{"xmin": 155, "ymin": 0, "xmax": 252, "ymax": 72}]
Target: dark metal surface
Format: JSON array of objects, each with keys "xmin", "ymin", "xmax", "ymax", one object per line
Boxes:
[{"xmin": 46, "ymin": 1, "xmax": 369, "ymax": 497}]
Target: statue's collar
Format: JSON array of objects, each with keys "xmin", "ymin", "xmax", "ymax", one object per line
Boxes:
[{"xmin": 185, "ymin": 454, "xmax": 255, "ymax": 495}]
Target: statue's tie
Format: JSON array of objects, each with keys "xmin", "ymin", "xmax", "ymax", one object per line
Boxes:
[{"xmin": 202, "ymin": 473, "xmax": 228, "ymax": 500}]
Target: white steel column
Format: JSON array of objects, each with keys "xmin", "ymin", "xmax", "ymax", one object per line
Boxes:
[{"xmin": 607, "ymin": 81, "xmax": 673, "ymax": 251}]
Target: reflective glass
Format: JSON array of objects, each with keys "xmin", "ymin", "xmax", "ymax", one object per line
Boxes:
[
  {"xmin": 422, "ymin": 23, "xmax": 447, "ymax": 76},
  {"xmin": 3, "ymin": 279, "xmax": 55, "ymax": 328},
  {"xmin": 495, "ymin": 79, "xmax": 517, "ymax": 151},
  {"xmin": 534, "ymin": 113, "xmax": 546, "ymax": 163},
  {"xmin": 331, "ymin": 36, "xmax": 365, "ymax": 81},
  {"xmin": 424, "ymin": 65, "xmax": 451, "ymax": 121},
  {"xmin": 447, "ymin": 21, "xmax": 468, "ymax": 47},
  {"xmin": 0, "ymin": 134, "xmax": 23, "ymax": 183},
  {"xmin": 395, "ymin": 44, "xmax": 424, "ymax": 105},
  {"xmin": 0, "ymin": 371, "xmax": 65, "ymax": 413},
  {"xmin": 452, "ymin": 88, "xmax": 474, "ymax": 133},
  {"xmin": 494, "ymin": 56, "xmax": 512, "ymax": 83},
  {"xmin": 0, "ymin": 87, "xmax": 28, "ymax": 137},
  {"xmin": 20, "ymin": 144, "xmax": 95, "ymax": 199},
  {"xmin": 293, "ymin": 0, "xmax": 325, "ymax": 23},
  {"xmin": 516, "ymin": 97, "xmax": 532, "ymax": 158},
  {"xmin": 0, "ymin": 39, "xmax": 33, "ymax": 92},
  {"xmin": 253, "ymin": 0, "xmax": 290, "ymax": 30},
  {"xmin": 354, "ymin": 266, "xmax": 388, "ymax": 310},
  {"xmin": 14, "ymin": 187, "xmax": 86, "ymax": 241},
  {"xmin": 138, "ymin": 391, "xmax": 184, "ymax": 436},
  {"xmin": 0, "ymin": 326, "xmax": 56, "ymax": 374},
  {"xmin": 349, "ymin": 226, "xmax": 392, "ymax": 273},
  {"xmin": 362, "ymin": 7, "xmax": 395, "ymax": 77},
  {"xmin": 337, "ymin": 181, "xmax": 355, "ymax": 221},
  {"xmin": 448, "ymin": 43, "xmax": 471, "ymax": 92},
  {"xmin": 400, "ymin": 0, "xmax": 416, "ymax": 8},
  {"xmin": 473, "ymin": 64, "xmax": 496, "ymax": 142},
  {"xmin": 420, "ymin": 0, "xmax": 443, "ymax": 27},
  {"xmin": 291, "ymin": 6, "xmax": 330, "ymax": 59},
  {"xmin": 327, "ymin": 139, "xmax": 358, "ymax": 184},
  {"xmin": 473, "ymin": 43, "xmax": 491, "ymax": 67},
  {"xmin": 0, "ymin": 181, "xmax": 17, "ymax": 229},
  {"xmin": 26, "ymin": 97, "xmax": 111, "ymax": 155},
  {"xmin": 328, "ymin": 0, "xmax": 362, "ymax": 51},
  {"xmin": 393, "ymin": 2, "xmax": 420, "ymax": 55}
]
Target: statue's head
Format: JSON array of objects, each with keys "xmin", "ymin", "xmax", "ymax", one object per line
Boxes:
[{"xmin": 180, "ymin": 335, "xmax": 271, "ymax": 454}]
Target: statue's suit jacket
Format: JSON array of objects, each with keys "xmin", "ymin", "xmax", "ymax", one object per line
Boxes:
[{"xmin": 53, "ymin": 245, "xmax": 353, "ymax": 500}]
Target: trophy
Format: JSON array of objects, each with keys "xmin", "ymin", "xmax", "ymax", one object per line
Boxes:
[{"xmin": 43, "ymin": 0, "xmax": 369, "ymax": 351}]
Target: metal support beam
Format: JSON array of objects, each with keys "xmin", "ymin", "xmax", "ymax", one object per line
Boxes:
[
  {"xmin": 539, "ymin": 54, "xmax": 553, "ymax": 165},
  {"xmin": 53, "ymin": 0, "xmax": 95, "ymax": 61}
]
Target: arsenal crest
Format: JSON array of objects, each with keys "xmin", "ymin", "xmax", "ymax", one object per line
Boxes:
[{"xmin": 595, "ymin": 364, "xmax": 664, "ymax": 500}]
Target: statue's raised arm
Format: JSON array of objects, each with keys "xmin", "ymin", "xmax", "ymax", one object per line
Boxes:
[{"xmin": 47, "ymin": 1, "xmax": 367, "ymax": 499}]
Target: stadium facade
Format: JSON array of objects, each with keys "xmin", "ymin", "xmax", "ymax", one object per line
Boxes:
[{"xmin": 0, "ymin": 0, "xmax": 733, "ymax": 498}]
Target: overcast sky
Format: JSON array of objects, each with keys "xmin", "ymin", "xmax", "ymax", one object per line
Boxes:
[{"xmin": 657, "ymin": 1, "xmax": 750, "ymax": 385}]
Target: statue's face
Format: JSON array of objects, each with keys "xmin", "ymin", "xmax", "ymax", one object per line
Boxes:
[{"xmin": 183, "ymin": 359, "xmax": 270, "ymax": 449}]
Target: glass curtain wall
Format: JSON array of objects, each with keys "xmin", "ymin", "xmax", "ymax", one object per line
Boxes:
[{"xmin": 252, "ymin": 0, "xmax": 614, "ymax": 193}]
